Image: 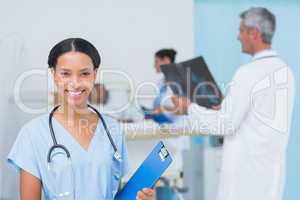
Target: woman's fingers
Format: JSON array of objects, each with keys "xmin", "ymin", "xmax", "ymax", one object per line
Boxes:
[{"xmin": 136, "ymin": 188, "xmax": 155, "ymax": 200}]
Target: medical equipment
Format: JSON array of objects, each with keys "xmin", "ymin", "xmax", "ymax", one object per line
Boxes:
[{"xmin": 47, "ymin": 104, "xmax": 121, "ymax": 199}]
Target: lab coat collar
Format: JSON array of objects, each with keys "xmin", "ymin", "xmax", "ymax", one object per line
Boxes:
[{"xmin": 252, "ymin": 49, "xmax": 278, "ymax": 61}]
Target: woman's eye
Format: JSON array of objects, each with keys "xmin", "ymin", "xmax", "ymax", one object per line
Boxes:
[
  {"xmin": 61, "ymin": 72, "xmax": 70, "ymax": 77},
  {"xmin": 81, "ymin": 72, "xmax": 91, "ymax": 76}
]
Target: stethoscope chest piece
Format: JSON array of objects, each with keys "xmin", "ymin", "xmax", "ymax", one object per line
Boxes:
[{"xmin": 114, "ymin": 151, "xmax": 122, "ymax": 162}]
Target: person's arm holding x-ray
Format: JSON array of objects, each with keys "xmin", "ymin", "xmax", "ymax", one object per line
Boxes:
[{"xmin": 171, "ymin": 67, "xmax": 252, "ymax": 136}]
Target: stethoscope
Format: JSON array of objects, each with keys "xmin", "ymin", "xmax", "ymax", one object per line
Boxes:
[{"xmin": 47, "ymin": 104, "xmax": 122, "ymax": 166}]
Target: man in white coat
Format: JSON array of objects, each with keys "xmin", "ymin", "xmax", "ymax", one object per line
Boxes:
[{"xmin": 172, "ymin": 7, "xmax": 296, "ymax": 200}]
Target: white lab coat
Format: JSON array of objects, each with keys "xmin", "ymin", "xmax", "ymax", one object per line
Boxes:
[{"xmin": 188, "ymin": 49, "xmax": 295, "ymax": 200}]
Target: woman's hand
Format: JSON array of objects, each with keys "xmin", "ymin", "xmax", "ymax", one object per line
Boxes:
[{"xmin": 136, "ymin": 188, "xmax": 155, "ymax": 200}]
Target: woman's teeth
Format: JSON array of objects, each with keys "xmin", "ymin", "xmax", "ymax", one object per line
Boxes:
[{"xmin": 68, "ymin": 90, "xmax": 83, "ymax": 97}]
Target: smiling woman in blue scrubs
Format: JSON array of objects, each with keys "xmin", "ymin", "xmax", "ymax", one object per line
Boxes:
[{"xmin": 7, "ymin": 38, "xmax": 154, "ymax": 200}]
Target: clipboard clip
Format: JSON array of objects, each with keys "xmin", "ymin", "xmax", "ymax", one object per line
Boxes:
[{"xmin": 159, "ymin": 146, "xmax": 169, "ymax": 162}]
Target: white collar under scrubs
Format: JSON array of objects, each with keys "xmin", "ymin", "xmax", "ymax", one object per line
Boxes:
[
  {"xmin": 252, "ymin": 48, "xmax": 278, "ymax": 61},
  {"xmin": 7, "ymin": 113, "xmax": 129, "ymax": 200}
]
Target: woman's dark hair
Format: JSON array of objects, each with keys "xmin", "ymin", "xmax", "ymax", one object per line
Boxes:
[
  {"xmin": 155, "ymin": 49, "xmax": 177, "ymax": 63},
  {"xmin": 48, "ymin": 38, "xmax": 101, "ymax": 69}
]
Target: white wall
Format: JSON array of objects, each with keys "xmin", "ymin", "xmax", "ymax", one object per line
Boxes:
[
  {"xmin": 0, "ymin": 0, "xmax": 194, "ymax": 84},
  {"xmin": 0, "ymin": 0, "xmax": 194, "ymax": 199}
]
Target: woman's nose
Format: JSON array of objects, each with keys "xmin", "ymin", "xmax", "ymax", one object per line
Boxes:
[{"xmin": 69, "ymin": 76, "xmax": 81, "ymax": 88}]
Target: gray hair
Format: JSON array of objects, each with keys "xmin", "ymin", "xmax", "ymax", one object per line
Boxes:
[{"xmin": 240, "ymin": 7, "xmax": 276, "ymax": 44}]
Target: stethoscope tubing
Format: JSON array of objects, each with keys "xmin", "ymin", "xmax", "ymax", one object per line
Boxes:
[{"xmin": 47, "ymin": 104, "xmax": 119, "ymax": 163}]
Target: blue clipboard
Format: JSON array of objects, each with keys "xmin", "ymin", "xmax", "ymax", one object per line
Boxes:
[{"xmin": 115, "ymin": 141, "xmax": 173, "ymax": 200}]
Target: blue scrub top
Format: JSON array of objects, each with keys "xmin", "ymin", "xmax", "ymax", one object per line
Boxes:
[{"xmin": 7, "ymin": 113, "xmax": 129, "ymax": 200}]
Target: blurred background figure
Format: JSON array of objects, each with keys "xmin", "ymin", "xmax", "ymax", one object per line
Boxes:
[
  {"xmin": 153, "ymin": 49, "xmax": 177, "ymax": 114},
  {"xmin": 88, "ymin": 83, "xmax": 109, "ymax": 105},
  {"xmin": 151, "ymin": 49, "xmax": 190, "ymax": 199},
  {"xmin": 152, "ymin": 48, "xmax": 190, "ymax": 160}
]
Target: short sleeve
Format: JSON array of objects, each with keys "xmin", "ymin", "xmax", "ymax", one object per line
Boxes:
[{"xmin": 7, "ymin": 127, "xmax": 41, "ymax": 179}]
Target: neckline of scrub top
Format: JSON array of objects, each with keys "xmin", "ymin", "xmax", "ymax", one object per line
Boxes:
[{"xmin": 52, "ymin": 116, "xmax": 101, "ymax": 154}]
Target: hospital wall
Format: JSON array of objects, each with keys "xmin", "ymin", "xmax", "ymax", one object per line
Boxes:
[
  {"xmin": 0, "ymin": 1, "xmax": 194, "ymax": 199},
  {"xmin": 194, "ymin": 0, "xmax": 300, "ymax": 199}
]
